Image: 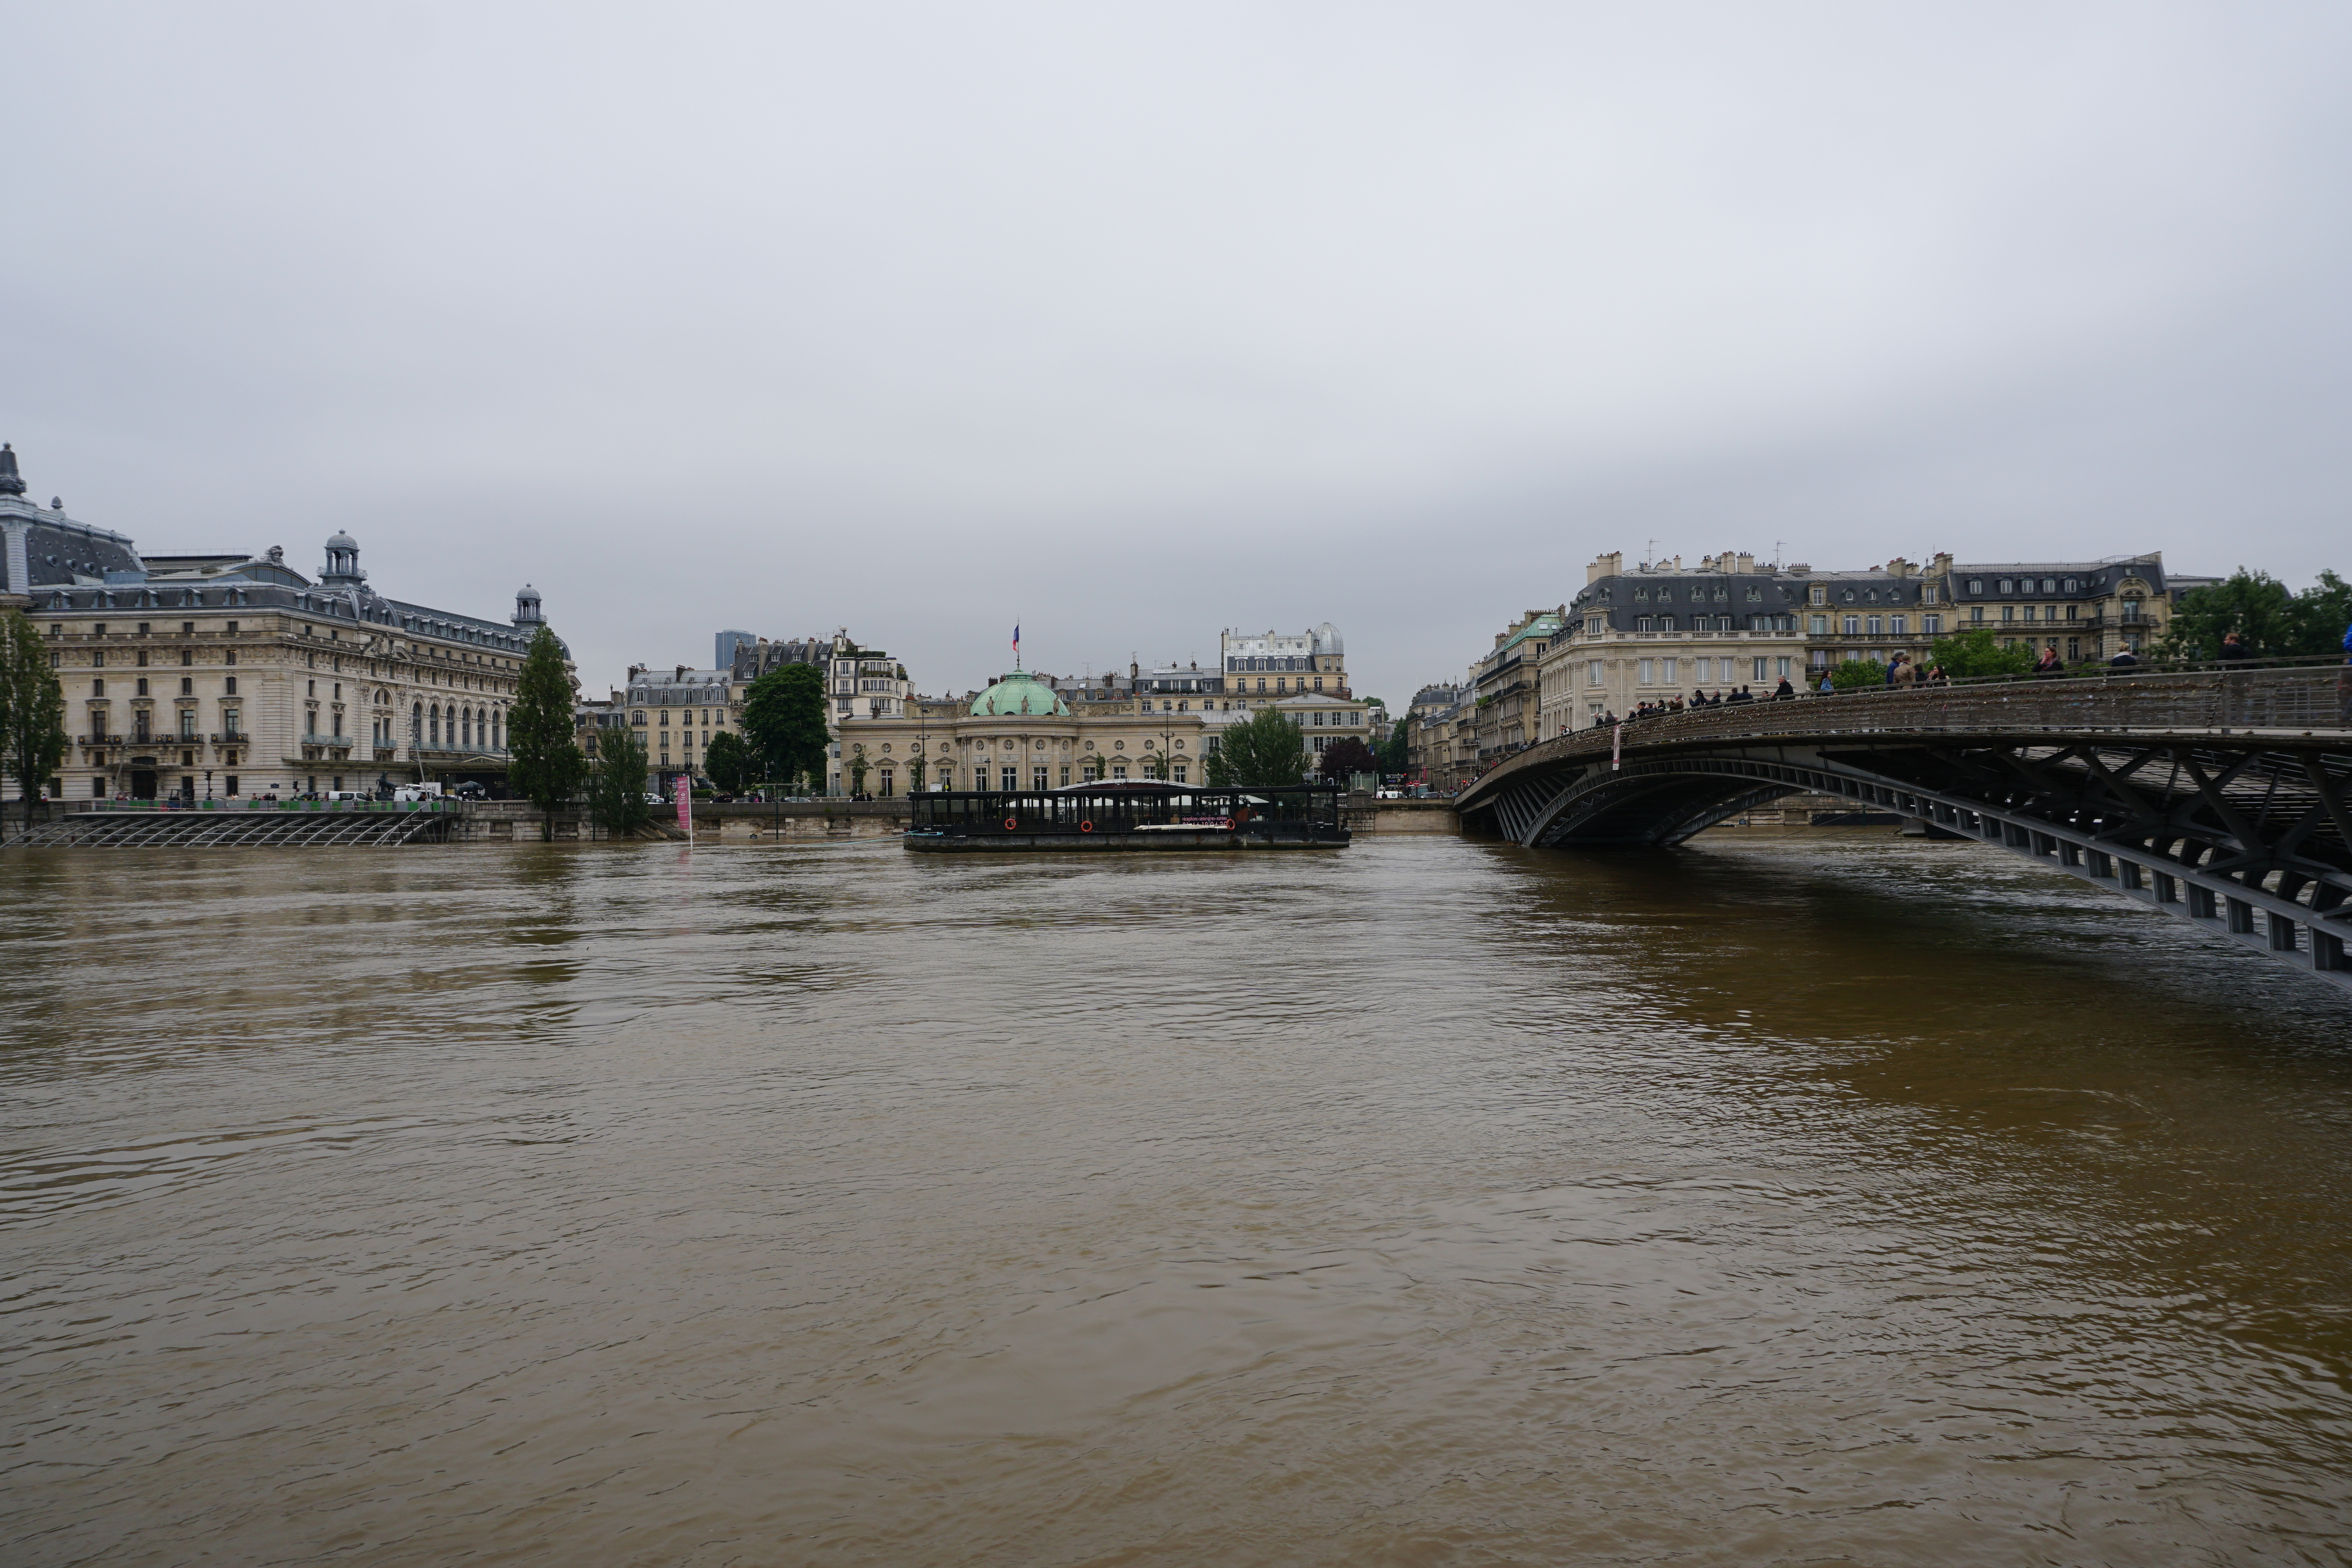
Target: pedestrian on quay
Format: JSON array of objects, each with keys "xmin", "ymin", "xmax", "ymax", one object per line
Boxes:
[{"xmin": 2217, "ymin": 632, "xmax": 2253, "ymax": 663}]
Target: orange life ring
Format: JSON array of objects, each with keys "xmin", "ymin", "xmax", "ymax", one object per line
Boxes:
[
  {"xmin": 1003, "ymin": 817, "xmax": 1018, "ymax": 831},
  {"xmin": 1080, "ymin": 820, "xmax": 1094, "ymax": 833}
]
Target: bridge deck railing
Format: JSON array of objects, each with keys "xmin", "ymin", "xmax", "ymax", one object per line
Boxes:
[{"xmin": 1467, "ymin": 664, "xmax": 2352, "ymax": 801}]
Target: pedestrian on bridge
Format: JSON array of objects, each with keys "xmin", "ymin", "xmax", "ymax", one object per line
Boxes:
[
  {"xmin": 1773, "ymin": 677, "xmax": 1796, "ymax": 700},
  {"xmin": 2034, "ymin": 644, "xmax": 2064, "ymax": 679}
]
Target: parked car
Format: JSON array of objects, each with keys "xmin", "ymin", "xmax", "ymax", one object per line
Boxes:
[
  {"xmin": 321, "ymin": 790, "xmax": 372, "ymax": 802},
  {"xmin": 452, "ymin": 781, "xmax": 487, "ymax": 800}
]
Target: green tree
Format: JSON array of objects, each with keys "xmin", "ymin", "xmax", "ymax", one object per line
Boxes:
[
  {"xmin": 2297, "ymin": 570, "xmax": 2352, "ymax": 655},
  {"xmin": 1205, "ymin": 707, "xmax": 1307, "ymax": 786},
  {"xmin": 2160, "ymin": 567, "xmax": 2352, "ymax": 661},
  {"xmin": 908, "ymin": 753, "xmax": 928, "ymax": 791},
  {"xmin": 587, "ymin": 726, "xmax": 651, "ymax": 838},
  {"xmin": 741, "ymin": 663, "xmax": 830, "ymax": 793},
  {"xmin": 1085, "ymin": 750, "xmax": 1110, "ymax": 781},
  {"xmin": 2158, "ymin": 569, "xmax": 2301, "ymax": 660},
  {"xmin": 1375, "ymin": 716, "xmax": 1408, "ymax": 777},
  {"xmin": 1924, "ymin": 627, "xmax": 2035, "ymax": 679},
  {"xmin": 507, "ymin": 623, "xmax": 586, "ymax": 838},
  {"xmin": 847, "ymin": 750, "xmax": 871, "ymax": 797},
  {"xmin": 1825, "ymin": 657, "xmax": 1887, "ymax": 691},
  {"xmin": 1317, "ymin": 736, "xmax": 1379, "ymax": 783},
  {"xmin": 702, "ymin": 730, "xmax": 755, "ymax": 794},
  {"xmin": 0, "ymin": 608, "xmax": 68, "ymax": 833}
]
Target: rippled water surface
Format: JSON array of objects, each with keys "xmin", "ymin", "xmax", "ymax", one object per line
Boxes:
[{"xmin": 6, "ymin": 834, "xmax": 2352, "ymax": 1566}]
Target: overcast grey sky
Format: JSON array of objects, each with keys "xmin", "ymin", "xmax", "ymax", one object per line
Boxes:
[{"xmin": 7, "ymin": 3, "xmax": 2348, "ymax": 702}]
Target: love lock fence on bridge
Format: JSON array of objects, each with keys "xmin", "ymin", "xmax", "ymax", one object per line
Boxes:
[{"xmin": 1454, "ymin": 663, "xmax": 2352, "ymax": 996}]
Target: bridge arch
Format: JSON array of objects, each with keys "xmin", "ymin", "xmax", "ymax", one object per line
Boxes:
[{"xmin": 1455, "ymin": 668, "xmax": 2352, "ymax": 996}]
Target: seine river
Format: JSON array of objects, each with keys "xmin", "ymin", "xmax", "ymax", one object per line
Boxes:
[{"xmin": 6, "ymin": 833, "xmax": 2352, "ymax": 1566}]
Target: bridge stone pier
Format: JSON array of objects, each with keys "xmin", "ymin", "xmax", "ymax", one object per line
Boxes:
[{"xmin": 1454, "ymin": 666, "xmax": 2352, "ymax": 996}]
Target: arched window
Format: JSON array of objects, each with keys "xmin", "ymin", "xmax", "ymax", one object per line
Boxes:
[{"xmin": 429, "ymin": 704, "xmax": 441, "ymax": 745}]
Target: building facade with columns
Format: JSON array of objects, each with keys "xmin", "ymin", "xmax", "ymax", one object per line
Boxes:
[{"xmin": 1, "ymin": 446, "xmax": 560, "ymax": 803}]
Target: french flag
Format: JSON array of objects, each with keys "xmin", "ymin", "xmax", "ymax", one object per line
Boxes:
[{"xmin": 1012, "ymin": 623, "xmax": 1020, "ymax": 656}]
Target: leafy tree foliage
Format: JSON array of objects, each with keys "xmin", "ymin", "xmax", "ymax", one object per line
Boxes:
[
  {"xmin": 741, "ymin": 663, "xmax": 830, "ymax": 792},
  {"xmin": 0, "ymin": 609, "xmax": 67, "ymax": 832},
  {"xmin": 908, "ymin": 753, "xmax": 928, "ymax": 791},
  {"xmin": 587, "ymin": 726, "xmax": 650, "ymax": 837},
  {"xmin": 1923, "ymin": 627, "xmax": 2034, "ymax": 678},
  {"xmin": 701, "ymin": 730, "xmax": 755, "ymax": 794},
  {"xmin": 2159, "ymin": 568, "xmax": 2352, "ymax": 660},
  {"xmin": 847, "ymin": 750, "xmax": 871, "ymax": 796},
  {"xmin": 507, "ymin": 624, "xmax": 585, "ymax": 838},
  {"xmin": 1375, "ymin": 716, "xmax": 1408, "ymax": 776},
  {"xmin": 1825, "ymin": 657, "xmax": 1887, "ymax": 691},
  {"xmin": 1085, "ymin": 749, "xmax": 1111, "ymax": 781},
  {"xmin": 1317, "ymin": 736, "xmax": 1379, "ymax": 783},
  {"xmin": 1205, "ymin": 707, "xmax": 1307, "ymax": 786}
]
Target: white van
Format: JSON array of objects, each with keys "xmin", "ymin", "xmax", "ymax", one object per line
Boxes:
[
  {"xmin": 322, "ymin": 790, "xmax": 373, "ymax": 803},
  {"xmin": 392, "ymin": 784, "xmax": 443, "ymax": 803}
]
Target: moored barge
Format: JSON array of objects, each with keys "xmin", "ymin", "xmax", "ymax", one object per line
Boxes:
[{"xmin": 904, "ymin": 783, "xmax": 1350, "ymax": 852}]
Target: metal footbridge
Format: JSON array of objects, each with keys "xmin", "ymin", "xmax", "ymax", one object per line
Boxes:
[
  {"xmin": 1453, "ymin": 663, "xmax": 2352, "ymax": 996},
  {"xmin": 3, "ymin": 800, "xmax": 463, "ymax": 849}
]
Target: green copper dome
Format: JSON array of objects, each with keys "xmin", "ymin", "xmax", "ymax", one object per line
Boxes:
[{"xmin": 970, "ymin": 670, "xmax": 1070, "ymax": 717}]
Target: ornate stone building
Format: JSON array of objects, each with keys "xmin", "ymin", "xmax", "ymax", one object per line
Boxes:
[{"xmin": 1, "ymin": 446, "xmax": 559, "ymax": 801}]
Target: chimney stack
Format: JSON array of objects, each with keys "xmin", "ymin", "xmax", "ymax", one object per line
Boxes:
[
  {"xmin": 1737, "ymin": 552, "xmax": 1754, "ymax": 574},
  {"xmin": 1586, "ymin": 550, "xmax": 1623, "ymax": 584}
]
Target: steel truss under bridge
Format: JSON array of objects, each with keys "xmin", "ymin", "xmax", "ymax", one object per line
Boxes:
[{"xmin": 1454, "ymin": 665, "xmax": 2352, "ymax": 997}]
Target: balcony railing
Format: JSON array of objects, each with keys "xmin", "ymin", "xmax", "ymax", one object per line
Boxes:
[{"xmin": 210, "ymin": 732, "xmax": 249, "ymax": 744}]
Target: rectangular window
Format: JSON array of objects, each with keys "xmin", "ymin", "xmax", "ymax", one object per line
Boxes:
[
  {"xmin": 2066, "ymin": 638, "xmax": 2080, "ymax": 662},
  {"xmin": 1776, "ymin": 657, "xmax": 1792, "ymax": 678},
  {"xmin": 2022, "ymin": 605, "xmax": 2037, "ymax": 623},
  {"xmin": 1635, "ymin": 617, "xmax": 1653, "ymax": 633},
  {"xmin": 1060, "ymin": 766, "xmax": 1071, "ymax": 787},
  {"xmin": 1111, "ymin": 764, "xmax": 1128, "ymax": 779},
  {"xmin": 1001, "ymin": 766, "xmax": 1018, "ymax": 791},
  {"xmin": 1172, "ymin": 765, "xmax": 1187, "ymax": 784},
  {"xmin": 1753, "ymin": 657, "xmax": 1768, "ymax": 680},
  {"xmin": 1890, "ymin": 616, "xmax": 1906, "ymax": 636},
  {"xmin": 1587, "ymin": 660, "xmax": 1603, "ymax": 687},
  {"xmin": 1658, "ymin": 617, "xmax": 1674, "ymax": 633},
  {"xmin": 1638, "ymin": 658, "xmax": 1655, "ymax": 685},
  {"xmin": 1923, "ymin": 614, "xmax": 1942, "ymax": 635},
  {"xmin": 2002, "ymin": 606, "xmax": 2015, "ymax": 622},
  {"xmin": 1808, "ymin": 614, "xmax": 1828, "ymax": 636},
  {"xmin": 1661, "ymin": 658, "xmax": 1677, "ymax": 684},
  {"xmin": 1970, "ymin": 606, "xmax": 1984, "ymax": 624}
]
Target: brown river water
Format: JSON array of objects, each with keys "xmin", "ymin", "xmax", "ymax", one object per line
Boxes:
[{"xmin": 4, "ymin": 833, "xmax": 2351, "ymax": 1566}]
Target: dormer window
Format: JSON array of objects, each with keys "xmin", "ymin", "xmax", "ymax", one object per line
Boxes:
[
  {"xmin": 1840, "ymin": 589, "xmax": 1856, "ymax": 603},
  {"xmin": 1968, "ymin": 579, "xmax": 1983, "ymax": 594},
  {"xmin": 1998, "ymin": 579, "xmax": 2014, "ymax": 593},
  {"xmin": 1745, "ymin": 586, "xmax": 1761, "ymax": 601}
]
